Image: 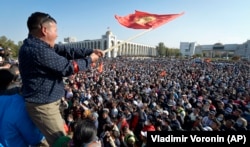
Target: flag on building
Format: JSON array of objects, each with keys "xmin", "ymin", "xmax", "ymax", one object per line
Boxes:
[{"xmin": 115, "ymin": 10, "xmax": 184, "ymax": 29}]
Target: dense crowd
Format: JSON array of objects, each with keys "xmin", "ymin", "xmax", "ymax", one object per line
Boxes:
[
  {"xmin": 58, "ymin": 57, "xmax": 250, "ymax": 146},
  {"xmin": 1, "ymin": 44, "xmax": 250, "ymax": 146}
]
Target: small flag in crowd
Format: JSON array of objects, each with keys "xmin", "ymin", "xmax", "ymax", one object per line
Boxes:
[
  {"xmin": 115, "ymin": 10, "xmax": 184, "ymax": 29},
  {"xmin": 98, "ymin": 61, "xmax": 103, "ymax": 73},
  {"xmin": 91, "ymin": 63, "xmax": 96, "ymax": 68},
  {"xmin": 160, "ymin": 70, "xmax": 167, "ymax": 77}
]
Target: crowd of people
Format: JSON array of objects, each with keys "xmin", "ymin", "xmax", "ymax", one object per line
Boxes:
[
  {"xmin": 1, "ymin": 51, "xmax": 250, "ymax": 147},
  {"xmin": 57, "ymin": 57, "xmax": 249, "ymax": 146}
]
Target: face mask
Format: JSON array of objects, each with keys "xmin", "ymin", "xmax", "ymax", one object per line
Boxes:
[{"xmin": 217, "ymin": 117, "xmax": 223, "ymax": 121}]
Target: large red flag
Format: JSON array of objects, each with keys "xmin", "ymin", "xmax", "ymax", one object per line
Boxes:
[{"xmin": 115, "ymin": 10, "xmax": 184, "ymax": 29}]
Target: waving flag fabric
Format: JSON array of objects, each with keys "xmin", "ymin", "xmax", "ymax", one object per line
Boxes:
[{"xmin": 115, "ymin": 10, "xmax": 184, "ymax": 29}]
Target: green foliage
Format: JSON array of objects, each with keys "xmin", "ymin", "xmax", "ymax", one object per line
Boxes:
[
  {"xmin": 0, "ymin": 36, "xmax": 22, "ymax": 59},
  {"xmin": 231, "ymin": 56, "xmax": 241, "ymax": 61},
  {"xmin": 156, "ymin": 42, "xmax": 166, "ymax": 57},
  {"xmin": 156, "ymin": 42, "xmax": 181, "ymax": 57}
]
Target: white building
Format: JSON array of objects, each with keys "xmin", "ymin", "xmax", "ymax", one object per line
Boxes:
[
  {"xmin": 64, "ymin": 37, "xmax": 77, "ymax": 43},
  {"xmin": 180, "ymin": 40, "xmax": 250, "ymax": 60},
  {"xmin": 60, "ymin": 31, "xmax": 157, "ymax": 58}
]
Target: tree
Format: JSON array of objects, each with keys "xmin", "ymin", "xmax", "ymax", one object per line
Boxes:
[
  {"xmin": 231, "ymin": 56, "xmax": 240, "ymax": 61},
  {"xmin": 156, "ymin": 42, "xmax": 167, "ymax": 57},
  {"xmin": 166, "ymin": 48, "xmax": 181, "ymax": 57}
]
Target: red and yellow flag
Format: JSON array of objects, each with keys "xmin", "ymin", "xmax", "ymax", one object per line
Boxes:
[{"xmin": 115, "ymin": 10, "xmax": 184, "ymax": 29}]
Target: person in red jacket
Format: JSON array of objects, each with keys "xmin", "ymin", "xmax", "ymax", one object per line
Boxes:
[
  {"xmin": 117, "ymin": 113, "xmax": 129, "ymax": 131},
  {"xmin": 142, "ymin": 115, "xmax": 156, "ymax": 132}
]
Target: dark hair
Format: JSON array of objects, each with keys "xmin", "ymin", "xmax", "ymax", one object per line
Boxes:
[
  {"xmin": 27, "ymin": 12, "xmax": 56, "ymax": 32},
  {"xmin": 72, "ymin": 119, "xmax": 97, "ymax": 147},
  {"xmin": 0, "ymin": 69, "xmax": 14, "ymax": 90},
  {"xmin": 9, "ymin": 64, "xmax": 20, "ymax": 81}
]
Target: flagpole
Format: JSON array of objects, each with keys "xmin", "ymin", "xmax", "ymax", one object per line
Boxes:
[{"xmin": 103, "ymin": 28, "xmax": 153, "ymax": 53}]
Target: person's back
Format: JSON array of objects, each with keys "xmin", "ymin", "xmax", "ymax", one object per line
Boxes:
[
  {"xmin": 72, "ymin": 119, "xmax": 101, "ymax": 147},
  {"xmin": 0, "ymin": 69, "xmax": 46, "ymax": 147},
  {"xmin": 17, "ymin": 12, "xmax": 103, "ymax": 146},
  {"xmin": 0, "ymin": 94, "xmax": 45, "ymax": 147}
]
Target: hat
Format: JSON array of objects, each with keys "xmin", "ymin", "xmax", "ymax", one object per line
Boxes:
[
  {"xmin": 163, "ymin": 110, "xmax": 169, "ymax": 115},
  {"xmin": 203, "ymin": 126, "xmax": 212, "ymax": 131},
  {"xmin": 225, "ymin": 107, "xmax": 233, "ymax": 114},
  {"xmin": 167, "ymin": 100, "xmax": 175, "ymax": 107},
  {"xmin": 152, "ymin": 102, "xmax": 156, "ymax": 107},
  {"xmin": 141, "ymin": 131, "xmax": 147, "ymax": 137},
  {"xmin": 209, "ymin": 110, "xmax": 216, "ymax": 115},
  {"xmin": 182, "ymin": 94, "xmax": 187, "ymax": 97},
  {"xmin": 126, "ymin": 135, "xmax": 136, "ymax": 145},
  {"xmin": 83, "ymin": 100, "xmax": 89, "ymax": 106},
  {"xmin": 103, "ymin": 108, "xmax": 110, "ymax": 113},
  {"xmin": 185, "ymin": 103, "xmax": 192, "ymax": 109},
  {"xmin": 92, "ymin": 112, "xmax": 99, "ymax": 119},
  {"xmin": 209, "ymin": 105, "xmax": 216, "ymax": 111},
  {"xmin": 133, "ymin": 100, "xmax": 138, "ymax": 106}
]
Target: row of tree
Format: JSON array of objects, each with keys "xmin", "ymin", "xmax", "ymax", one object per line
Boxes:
[
  {"xmin": 156, "ymin": 42, "xmax": 181, "ymax": 57},
  {"xmin": 0, "ymin": 36, "xmax": 22, "ymax": 59},
  {"xmin": 1, "ymin": 36, "xmax": 181, "ymax": 59}
]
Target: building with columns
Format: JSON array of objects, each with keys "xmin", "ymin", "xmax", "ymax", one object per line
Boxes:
[
  {"xmin": 180, "ymin": 40, "xmax": 250, "ymax": 60},
  {"xmin": 60, "ymin": 30, "xmax": 157, "ymax": 58}
]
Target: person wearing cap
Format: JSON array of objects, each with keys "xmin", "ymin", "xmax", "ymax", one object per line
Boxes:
[
  {"xmin": 18, "ymin": 11, "xmax": 104, "ymax": 146},
  {"xmin": 140, "ymin": 131, "xmax": 147, "ymax": 147},
  {"xmin": 121, "ymin": 126, "xmax": 136, "ymax": 147}
]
